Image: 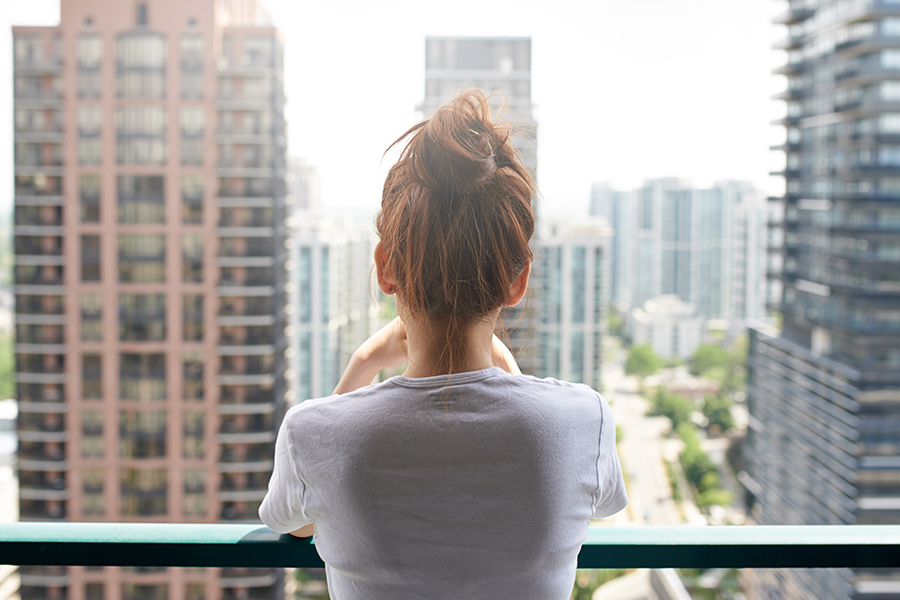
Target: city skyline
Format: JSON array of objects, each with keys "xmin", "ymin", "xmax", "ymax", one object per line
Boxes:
[{"xmin": 2, "ymin": 0, "xmax": 784, "ymax": 221}]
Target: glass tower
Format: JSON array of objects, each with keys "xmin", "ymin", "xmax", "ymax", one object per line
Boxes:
[{"xmin": 745, "ymin": 1, "xmax": 900, "ymax": 598}]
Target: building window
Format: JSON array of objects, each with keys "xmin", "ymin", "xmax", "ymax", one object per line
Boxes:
[
  {"xmin": 119, "ymin": 294, "xmax": 166, "ymax": 342},
  {"xmin": 81, "ymin": 412, "xmax": 104, "ymax": 459},
  {"xmin": 183, "ymin": 411, "xmax": 204, "ymax": 459},
  {"xmin": 82, "ymin": 354, "xmax": 102, "ymax": 399},
  {"xmin": 120, "ymin": 469, "xmax": 167, "ymax": 517},
  {"xmin": 117, "ymin": 175, "xmax": 164, "ymax": 224},
  {"xmin": 120, "ymin": 410, "xmax": 166, "ymax": 459},
  {"xmin": 180, "ymin": 107, "xmax": 205, "ymax": 164},
  {"xmin": 118, "ymin": 234, "xmax": 165, "ymax": 283},
  {"xmin": 78, "ymin": 106, "xmax": 102, "ymax": 135},
  {"xmin": 181, "ymin": 175, "xmax": 203, "ymax": 224},
  {"xmin": 180, "ymin": 71, "xmax": 204, "ymax": 99},
  {"xmin": 80, "ymin": 175, "xmax": 101, "ymax": 222},
  {"xmin": 78, "ymin": 106, "xmax": 102, "ymax": 164},
  {"xmin": 115, "ymin": 108, "xmax": 166, "ymax": 164},
  {"xmin": 571, "ymin": 246, "xmax": 586, "ymax": 324},
  {"xmin": 81, "ymin": 235, "xmax": 101, "ymax": 281},
  {"xmin": 85, "ymin": 583, "xmax": 104, "ymax": 600},
  {"xmin": 119, "ymin": 353, "xmax": 166, "ymax": 401},
  {"xmin": 115, "ymin": 33, "xmax": 165, "ymax": 98},
  {"xmin": 180, "ymin": 34, "xmax": 204, "ymax": 99},
  {"xmin": 182, "ymin": 235, "xmax": 203, "ymax": 283},
  {"xmin": 184, "ymin": 468, "xmax": 205, "ymax": 517},
  {"xmin": 136, "ymin": 3, "xmax": 148, "ymax": 26},
  {"xmin": 184, "ymin": 353, "xmax": 204, "ymax": 401},
  {"xmin": 77, "ymin": 34, "xmax": 102, "ymax": 97},
  {"xmin": 183, "ymin": 296, "xmax": 204, "ymax": 343},
  {"xmin": 81, "ymin": 292, "xmax": 103, "ymax": 341}
]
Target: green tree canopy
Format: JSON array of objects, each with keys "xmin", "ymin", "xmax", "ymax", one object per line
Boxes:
[
  {"xmin": 625, "ymin": 344, "xmax": 663, "ymax": 380},
  {"xmin": 689, "ymin": 343, "xmax": 730, "ymax": 376},
  {"xmin": 702, "ymin": 394, "xmax": 735, "ymax": 433},
  {"xmin": 651, "ymin": 388, "xmax": 695, "ymax": 430}
]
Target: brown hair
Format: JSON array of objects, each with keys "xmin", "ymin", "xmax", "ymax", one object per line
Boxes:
[{"xmin": 377, "ymin": 89, "xmax": 536, "ymax": 343}]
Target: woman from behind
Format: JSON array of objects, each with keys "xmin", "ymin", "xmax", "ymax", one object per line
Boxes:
[{"xmin": 260, "ymin": 89, "xmax": 627, "ymax": 599}]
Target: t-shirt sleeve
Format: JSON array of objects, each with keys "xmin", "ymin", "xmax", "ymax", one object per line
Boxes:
[
  {"xmin": 592, "ymin": 394, "xmax": 629, "ymax": 518},
  {"xmin": 258, "ymin": 408, "xmax": 314, "ymax": 534}
]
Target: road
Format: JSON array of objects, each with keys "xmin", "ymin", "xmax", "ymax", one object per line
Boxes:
[{"xmin": 601, "ymin": 363, "xmax": 683, "ymax": 527}]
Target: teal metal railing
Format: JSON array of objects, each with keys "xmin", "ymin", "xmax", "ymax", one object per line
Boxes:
[{"xmin": 1, "ymin": 524, "xmax": 900, "ymax": 569}]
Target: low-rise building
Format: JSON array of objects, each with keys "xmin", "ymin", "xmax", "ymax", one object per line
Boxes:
[{"xmin": 630, "ymin": 295, "xmax": 704, "ymax": 360}]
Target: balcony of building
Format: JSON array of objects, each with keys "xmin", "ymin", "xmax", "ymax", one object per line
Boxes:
[
  {"xmin": 219, "ymin": 386, "xmax": 276, "ymax": 407},
  {"xmin": 218, "ymin": 206, "xmax": 275, "ymax": 228},
  {"xmin": 217, "ymin": 237, "xmax": 274, "ymax": 259},
  {"xmin": 218, "ymin": 266, "xmax": 275, "ymax": 288},
  {"xmin": 18, "ymin": 471, "xmax": 67, "ymax": 502},
  {"xmin": 1, "ymin": 523, "xmax": 898, "ymax": 578},
  {"xmin": 772, "ymin": 6, "xmax": 814, "ymax": 25},
  {"xmin": 845, "ymin": 0, "xmax": 900, "ymax": 24},
  {"xmin": 219, "ymin": 413, "xmax": 275, "ymax": 443}
]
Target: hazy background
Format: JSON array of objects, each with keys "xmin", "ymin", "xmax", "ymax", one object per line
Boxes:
[{"xmin": 1, "ymin": 0, "xmax": 785, "ymax": 220}]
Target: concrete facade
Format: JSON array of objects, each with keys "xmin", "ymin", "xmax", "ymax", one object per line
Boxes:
[{"xmin": 13, "ymin": 0, "xmax": 288, "ymax": 597}]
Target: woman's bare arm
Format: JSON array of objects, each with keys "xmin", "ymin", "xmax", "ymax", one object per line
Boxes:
[{"xmin": 332, "ymin": 317, "xmax": 408, "ymax": 395}]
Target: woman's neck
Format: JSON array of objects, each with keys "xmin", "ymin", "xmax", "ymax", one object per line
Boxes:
[{"xmin": 402, "ymin": 313, "xmax": 497, "ymax": 378}]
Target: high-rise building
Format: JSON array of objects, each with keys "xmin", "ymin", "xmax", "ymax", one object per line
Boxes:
[
  {"xmin": 13, "ymin": 0, "xmax": 288, "ymax": 597},
  {"xmin": 289, "ymin": 214, "xmax": 379, "ymax": 402},
  {"xmin": 288, "ymin": 157, "xmax": 321, "ymax": 215},
  {"xmin": 422, "ymin": 36, "xmax": 540, "ymax": 373},
  {"xmin": 533, "ymin": 218, "xmax": 611, "ymax": 391},
  {"xmin": 590, "ymin": 179, "xmax": 770, "ymax": 328},
  {"xmin": 744, "ymin": 2, "xmax": 900, "ymax": 598}
]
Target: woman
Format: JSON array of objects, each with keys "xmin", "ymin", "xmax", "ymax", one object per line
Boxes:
[{"xmin": 259, "ymin": 89, "xmax": 627, "ymax": 599}]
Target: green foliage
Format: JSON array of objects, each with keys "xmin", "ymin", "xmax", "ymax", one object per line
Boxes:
[
  {"xmin": 689, "ymin": 344, "xmax": 729, "ymax": 377},
  {"xmin": 0, "ymin": 331, "xmax": 14, "ymax": 400},
  {"xmin": 615, "ymin": 424, "xmax": 624, "ymax": 444},
  {"xmin": 650, "ymin": 388, "xmax": 695, "ymax": 429},
  {"xmin": 697, "ymin": 488, "xmax": 734, "ymax": 509},
  {"xmin": 689, "ymin": 338, "xmax": 748, "ymax": 395},
  {"xmin": 624, "ymin": 344, "xmax": 663, "ymax": 379},
  {"xmin": 702, "ymin": 394, "xmax": 735, "ymax": 433},
  {"xmin": 676, "ymin": 422, "xmax": 734, "ymax": 510},
  {"xmin": 665, "ymin": 461, "xmax": 682, "ymax": 502},
  {"xmin": 608, "ymin": 304, "xmax": 625, "ymax": 339}
]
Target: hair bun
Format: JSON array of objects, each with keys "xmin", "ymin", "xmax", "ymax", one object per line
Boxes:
[{"xmin": 415, "ymin": 90, "xmax": 507, "ymax": 194}]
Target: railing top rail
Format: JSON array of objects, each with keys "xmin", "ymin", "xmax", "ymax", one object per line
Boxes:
[{"xmin": 2, "ymin": 524, "xmax": 899, "ymax": 569}]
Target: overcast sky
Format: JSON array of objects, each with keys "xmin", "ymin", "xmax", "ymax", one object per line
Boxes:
[{"xmin": 1, "ymin": 0, "xmax": 785, "ymax": 221}]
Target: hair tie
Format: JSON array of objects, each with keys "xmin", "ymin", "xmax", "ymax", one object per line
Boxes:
[{"xmin": 468, "ymin": 128, "xmax": 495, "ymax": 157}]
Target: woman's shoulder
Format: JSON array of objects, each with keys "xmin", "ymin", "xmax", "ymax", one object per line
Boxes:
[{"xmin": 493, "ymin": 372, "xmax": 610, "ymax": 412}]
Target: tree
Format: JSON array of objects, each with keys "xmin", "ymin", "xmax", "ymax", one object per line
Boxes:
[
  {"xmin": 0, "ymin": 331, "xmax": 14, "ymax": 400},
  {"xmin": 625, "ymin": 344, "xmax": 663, "ymax": 380},
  {"xmin": 651, "ymin": 388, "xmax": 695, "ymax": 430},
  {"xmin": 702, "ymin": 394, "xmax": 735, "ymax": 434},
  {"xmin": 689, "ymin": 343, "xmax": 729, "ymax": 377}
]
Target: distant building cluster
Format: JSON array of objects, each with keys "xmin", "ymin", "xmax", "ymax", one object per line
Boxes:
[{"xmin": 590, "ymin": 178, "xmax": 775, "ymax": 357}]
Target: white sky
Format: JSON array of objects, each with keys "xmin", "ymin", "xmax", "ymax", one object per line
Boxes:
[{"xmin": 0, "ymin": 0, "xmax": 786, "ymax": 222}]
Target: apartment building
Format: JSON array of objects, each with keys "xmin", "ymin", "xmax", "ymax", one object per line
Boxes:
[
  {"xmin": 13, "ymin": 0, "xmax": 288, "ymax": 597},
  {"xmin": 421, "ymin": 36, "xmax": 540, "ymax": 374},
  {"xmin": 745, "ymin": 1, "xmax": 900, "ymax": 597}
]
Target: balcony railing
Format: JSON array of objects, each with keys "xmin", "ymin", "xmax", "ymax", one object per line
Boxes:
[{"xmin": 0, "ymin": 524, "xmax": 898, "ymax": 569}]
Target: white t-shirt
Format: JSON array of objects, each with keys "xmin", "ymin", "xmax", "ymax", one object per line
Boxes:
[{"xmin": 259, "ymin": 367, "xmax": 627, "ymax": 600}]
